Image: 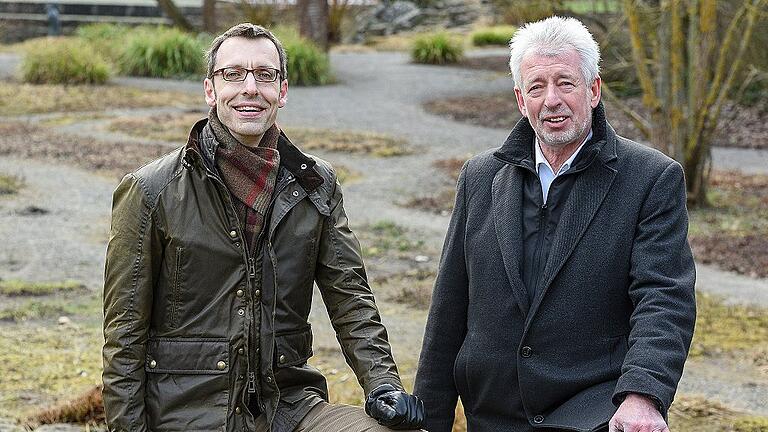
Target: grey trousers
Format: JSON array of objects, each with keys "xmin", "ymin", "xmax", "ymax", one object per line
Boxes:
[{"xmin": 253, "ymin": 402, "xmax": 423, "ymax": 432}]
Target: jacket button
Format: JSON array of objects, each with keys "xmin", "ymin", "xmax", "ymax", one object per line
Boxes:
[
  {"xmin": 236, "ymin": 289, "xmax": 244, "ymax": 297},
  {"xmin": 292, "ymin": 190, "xmax": 299, "ymax": 197},
  {"xmin": 300, "ymin": 163, "xmax": 307, "ymax": 170},
  {"xmin": 235, "ymin": 407, "xmax": 241, "ymax": 414},
  {"xmin": 217, "ymin": 361, "xmax": 227, "ymax": 370},
  {"xmin": 254, "ymin": 289, "xmax": 261, "ymax": 299},
  {"xmin": 238, "ymin": 347, "xmax": 245, "ymax": 355},
  {"xmin": 148, "ymin": 359, "xmax": 157, "ymax": 369},
  {"xmin": 237, "ymin": 308, "xmax": 245, "ymax": 316},
  {"xmin": 521, "ymin": 346, "xmax": 532, "ymax": 358},
  {"xmin": 278, "ymin": 354, "xmax": 286, "ymax": 364},
  {"xmin": 533, "ymin": 415, "xmax": 544, "ymax": 424},
  {"xmin": 265, "ymin": 376, "xmax": 273, "ymax": 383}
]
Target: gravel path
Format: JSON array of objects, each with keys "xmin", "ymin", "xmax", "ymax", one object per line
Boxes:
[{"xmin": 1, "ymin": 50, "xmax": 767, "ymax": 422}]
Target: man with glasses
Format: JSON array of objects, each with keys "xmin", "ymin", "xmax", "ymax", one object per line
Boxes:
[{"xmin": 103, "ymin": 23, "xmax": 424, "ymax": 432}]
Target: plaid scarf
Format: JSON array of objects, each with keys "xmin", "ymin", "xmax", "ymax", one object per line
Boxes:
[{"xmin": 209, "ymin": 108, "xmax": 280, "ymax": 250}]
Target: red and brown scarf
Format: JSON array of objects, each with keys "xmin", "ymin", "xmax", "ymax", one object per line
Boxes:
[{"xmin": 208, "ymin": 108, "xmax": 280, "ymax": 250}]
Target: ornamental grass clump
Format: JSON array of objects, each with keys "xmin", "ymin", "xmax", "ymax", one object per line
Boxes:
[
  {"xmin": 118, "ymin": 27, "xmax": 206, "ymax": 78},
  {"xmin": 21, "ymin": 38, "xmax": 110, "ymax": 85},
  {"xmin": 75, "ymin": 22, "xmax": 131, "ymax": 62},
  {"xmin": 410, "ymin": 32, "xmax": 464, "ymax": 65},
  {"xmin": 470, "ymin": 25, "xmax": 516, "ymax": 46},
  {"xmin": 279, "ymin": 33, "xmax": 333, "ymax": 86}
]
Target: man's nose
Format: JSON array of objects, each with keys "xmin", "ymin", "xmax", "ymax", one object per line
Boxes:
[
  {"xmin": 242, "ymin": 73, "xmax": 259, "ymax": 95},
  {"xmin": 543, "ymin": 86, "xmax": 562, "ymax": 108}
]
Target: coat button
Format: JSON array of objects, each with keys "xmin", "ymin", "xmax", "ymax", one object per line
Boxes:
[
  {"xmin": 292, "ymin": 190, "xmax": 299, "ymax": 197},
  {"xmin": 148, "ymin": 359, "xmax": 157, "ymax": 369},
  {"xmin": 300, "ymin": 163, "xmax": 307, "ymax": 170},
  {"xmin": 238, "ymin": 347, "xmax": 245, "ymax": 355},
  {"xmin": 229, "ymin": 230, "xmax": 237, "ymax": 238},
  {"xmin": 217, "ymin": 361, "xmax": 226, "ymax": 370},
  {"xmin": 235, "ymin": 407, "xmax": 241, "ymax": 414},
  {"xmin": 254, "ymin": 289, "xmax": 261, "ymax": 299},
  {"xmin": 278, "ymin": 354, "xmax": 286, "ymax": 364},
  {"xmin": 265, "ymin": 376, "xmax": 273, "ymax": 383},
  {"xmin": 521, "ymin": 346, "xmax": 532, "ymax": 358},
  {"xmin": 533, "ymin": 415, "xmax": 544, "ymax": 424},
  {"xmin": 237, "ymin": 308, "xmax": 245, "ymax": 316},
  {"xmin": 236, "ymin": 289, "xmax": 244, "ymax": 297}
]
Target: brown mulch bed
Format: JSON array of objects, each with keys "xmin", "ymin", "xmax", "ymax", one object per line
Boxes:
[
  {"xmin": 690, "ymin": 234, "xmax": 768, "ymax": 279},
  {"xmin": 429, "ymin": 55, "xmax": 768, "ymax": 150},
  {"xmin": 0, "ymin": 121, "xmax": 172, "ymax": 179}
]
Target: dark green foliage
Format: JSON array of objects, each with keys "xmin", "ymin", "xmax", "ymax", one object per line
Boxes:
[
  {"xmin": 281, "ymin": 34, "xmax": 333, "ymax": 86},
  {"xmin": 21, "ymin": 38, "xmax": 110, "ymax": 85},
  {"xmin": 118, "ymin": 27, "xmax": 206, "ymax": 78},
  {"xmin": 411, "ymin": 32, "xmax": 464, "ymax": 65}
]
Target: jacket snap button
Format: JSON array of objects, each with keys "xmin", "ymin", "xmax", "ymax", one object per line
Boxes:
[
  {"xmin": 254, "ymin": 289, "xmax": 261, "ymax": 299},
  {"xmin": 235, "ymin": 407, "xmax": 241, "ymax": 414},
  {"xmin": 229, "ymin": 230, "xmax": 237, "ymax": 238},
  {"xmin": 279, "ymin": 354, "xmax": 286, "ymax": 364},
  {"xmin": 237, "ymin": 308, "xmax": 245, "ymax": 316},
  {"xmin": 236, "ymin": 289, "xmax": 244, "ymax": 297},
  {"xmin": 533, "ymin": 415, "xmax": 544, "ymax": 424},
  {"xmin": 266, "ymin": 376, "xmax": 273, "ymax": 383},
  {"xmin": 217, "ymin": 361, "xmax": 226, "ymax": 370},
  {"xmin": 292, "ymin": 190, "xmax": 299, "ymax": 197},
  {"xmin": 148, "ymin": 359, "xmax": 157, "ymax": 369},
  {"xmin": 238, "ymin": 347, "xmax": 245, "ymax": 355},
  {"xmin": 521, "ymin": 346, "xmax": 532, "ymax": 358},
  {"xmin": 300, "ymin": 163, "xmax": 307, "ymax": 170}
]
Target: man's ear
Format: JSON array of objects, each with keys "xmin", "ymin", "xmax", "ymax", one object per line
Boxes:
[
  {"xmin": 204, "ymin": 78, "xmax": 216, "ymax": 108},
  {"xmin": 278, "ymin": 79, "xmax": 288, "ymax": 108},
  {"xmin": 514, "ymin": 87, "xmax": 527, "ymax": 118},
  {"xmin": 590, "ymin": 76, "xmax": 602, "ymax": 108}
]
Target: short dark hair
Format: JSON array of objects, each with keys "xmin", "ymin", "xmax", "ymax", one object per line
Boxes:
[{"xmin": 205, "ymin": 23, "xmax": 287, "ymax": 81}]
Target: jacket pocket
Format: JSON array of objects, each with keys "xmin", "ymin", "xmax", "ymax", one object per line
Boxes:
[
  {"xmin": 274, "ymin": 325, "xmax": 313, "ymax": 367},
  {"xmin": 144, "ymin": 338, "xmax": 230, "ymax": 431}
]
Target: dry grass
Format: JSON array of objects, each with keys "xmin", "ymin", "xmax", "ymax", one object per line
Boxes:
[
  {"xmin": 0, "ymin": 82, "xmax": 202, "ymax": 116},
  {"xmin": 374, "ymin": 268, "xmax": 435, "ymax": 309},
  {"xmin": 107, "ymin": 113, "xmax": 409, "ymax": 157},
  {"xmin": 0, "ymin": 279, "xmax": 84, "ymax": 296},
  {"xmin": 357, "ymin": 221, "xmax": 425, "ymax": 259},
  {"xmin": 25, "ymin": 385, "xmax": 104, "ymax": 429},
  {"xmin": 0, "ymin": 121, "xmax": 173, "ymax": 179},
  {"xmin": 0, "ymin": 173, "xmax": 23, "ymax": 195}
]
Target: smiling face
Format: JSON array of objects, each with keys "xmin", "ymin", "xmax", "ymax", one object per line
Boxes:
[
  {"xmin": 204, "ymin": 36, "xmax": 288, "ymax": 147},
  {"xmin": 514, "ymin": 49, "xmax": 600, "ymax": 150}
]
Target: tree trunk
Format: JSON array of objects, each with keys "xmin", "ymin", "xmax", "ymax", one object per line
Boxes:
[
  {"xmin": 298, "ymin": 0, "xmax": 329, "ymax": 51},
  {"xmin": 156, "ymin": 0, "xmax": 195, "ymax": 31},
  {"xmin": 202, "ymin": 0, "xmax": 217, "ymax": 33}
]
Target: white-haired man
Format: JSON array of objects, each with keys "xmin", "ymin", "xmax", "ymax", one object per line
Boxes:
[{"xmin": 414, "ymin": 16, "xmax": 696, "ymax": 432}]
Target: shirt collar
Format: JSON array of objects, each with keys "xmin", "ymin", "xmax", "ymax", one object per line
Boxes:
[{"xmin": 535, "ymin": 129, "xmax": 593, "ymax": 176}]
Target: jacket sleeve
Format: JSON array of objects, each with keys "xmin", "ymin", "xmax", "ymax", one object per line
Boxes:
[
  {"xmin": 102, "ymin": 174, "xmax": 162, "ymax": 432},
  {"xmin": 413, "ymin": 163, "xmax": 470, "ymax": 432},
  {"xmin": 613, "ymin": 160, "xmax": 697, "ymax": 416},
  {"xmin": 314, "ymin": 176, "xmax": 404, "ymax": 395}
]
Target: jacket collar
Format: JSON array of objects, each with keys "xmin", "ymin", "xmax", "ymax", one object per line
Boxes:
[
  {"xmin": 184, "ymin": 118, "xmax": 324, "ymax": 193},
  {"xmin": 493, "ymin": 101, "xmax": 617, "ymax": 171}
]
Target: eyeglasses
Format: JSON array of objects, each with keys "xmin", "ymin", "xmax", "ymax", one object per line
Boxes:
[{"xmin": 212, "ymin": 67, "xmax": 281, "ymax": 83}]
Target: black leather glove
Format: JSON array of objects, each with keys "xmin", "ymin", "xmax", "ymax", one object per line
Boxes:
[{"xmin": 365, "ymin": 383, "xmax": 425, "ymax": 430}]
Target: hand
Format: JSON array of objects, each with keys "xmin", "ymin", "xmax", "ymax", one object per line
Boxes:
[
  {"xmin": 609, "ymin": 393, "xmax": 669, "ymax": 432},
  {"xmin": 365, "ymin": 384, "xmax": 425, "ymax": 430}
]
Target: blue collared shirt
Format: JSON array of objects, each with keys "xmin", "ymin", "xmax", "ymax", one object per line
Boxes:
[{"xmin": 535, "ymin": 130, "xmax": 593, "ymax": 203}]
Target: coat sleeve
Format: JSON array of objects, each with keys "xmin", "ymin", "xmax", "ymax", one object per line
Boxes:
[
  {"xmin": 613, "ymin": 160, "xmax": 697, "ymax": 415},
  {"xmin": 413, "ymin": 162, "xmax": 470, "ymax": 432},
  {"xmin": 314, "ymin": 176, "xmax": 404, "ymax": 395},
  {"xmin": 102, "ymin": 174, "xmax": 162, "ymax": 432}
]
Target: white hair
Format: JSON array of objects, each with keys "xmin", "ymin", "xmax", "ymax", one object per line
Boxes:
[{"xmin": 509, "ymin": 16, "xmax": 601, "ymax": 88}]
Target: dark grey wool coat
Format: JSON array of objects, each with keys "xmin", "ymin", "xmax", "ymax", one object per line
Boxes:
[{"xmin": 414, "ymin": 103, "xmax": 696, "ymax": 432}]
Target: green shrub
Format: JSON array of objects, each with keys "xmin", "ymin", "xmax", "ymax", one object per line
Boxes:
[
  {"xmin": 21, "ymin": 38, "xmax": 110, "ymax": 85},
  {"xmin": 75, "ymin": 23, "xmax": 130, "ymax": 61},
  {"xmin": 281, "ymin": 35, "xmax": 332, "ymax": 86},
  {"xmin": 411, "ymin": 32, "xmax": 464, "ymax": 65},
  {"xmin": 471, "ymin": 25, "xmax": 516, "ymax": 46},
  {"xmin": 118, "ymin": 27, "xmax": 206, "ymax": 78}
]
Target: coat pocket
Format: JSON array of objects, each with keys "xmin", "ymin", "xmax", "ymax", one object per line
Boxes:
[
  {"xmin": 144, "ymin": 338, "xmax": 230, "ymax": 431},
  {"xmin": 274, "ymin": 325, "xmax": 313, "ymax": 368}
]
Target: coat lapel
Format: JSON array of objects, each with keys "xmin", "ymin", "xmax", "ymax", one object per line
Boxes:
[
  {"xmin": 492, "ymin": 164, "xmax": 530, "ymax": 314},
  {"xmin": 528, "ymin": 149, "xmax": 617, "ymax": 319}
]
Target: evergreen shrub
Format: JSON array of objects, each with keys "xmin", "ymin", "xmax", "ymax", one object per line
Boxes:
[
  {"xmin": 470, "ymin": 25, "xmax": 516, "ymax": 46},
  {"xmin": 118, "ymin": 27, "xmax": 206, "ymax": 78},
  {"xmin": 410, "ymin": 32, "xmax": 464, "ymax": 65},
  {"xmin": 21, "ymin": 38, "xmax": 110, "ymax": 85}
]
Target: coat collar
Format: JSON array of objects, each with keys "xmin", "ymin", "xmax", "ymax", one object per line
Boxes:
[
  {"xmin": 184, "ymin": 118, "xmax": 324, "ymax": 193},
  {"xmin": 491, "ymin": 101, "xmax": 619, "ymax": 319}
]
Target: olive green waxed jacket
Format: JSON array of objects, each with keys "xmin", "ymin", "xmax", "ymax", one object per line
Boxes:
[{"xmin": 102, "ymin": 119, "xmax": 404, "ymax": 432}]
